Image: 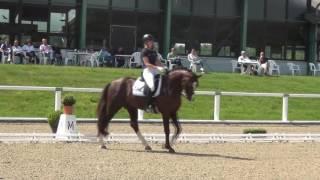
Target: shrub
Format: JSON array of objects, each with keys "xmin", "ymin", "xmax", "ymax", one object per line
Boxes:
[
  {"xmin": 63, "ymin": 96, "xmax": 76, "ymax": 106},
  {"xmin": 243, "ymin": 128, "xmax": 267, "ymax": 134},
  {"xmin": 47, "ymin": 110, "xmax": 63, "ymax": 133}
]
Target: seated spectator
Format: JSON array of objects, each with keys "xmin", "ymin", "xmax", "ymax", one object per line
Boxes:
[
  {"xmin": 98, "ymin": 47, "xmax": 113, "ymax": 67},
  {"xmin": 257, "ymin": 52, "xmax": 268, "ymax": 75},
  {"xmin": 0, "ymin": 40, "xmax": 11, "ymax": 63},
  {"xmin": 188, "ymin": 48, "xmax": 205, "ymax": 73},
  {"xmin": 23, "ymin": 40, "xmax": 38, "ymax": 64},
  {"xmin": 167, "ymin": 48, "xmax": 182, "ymax": 68},
  {"xmin": 52, "ymin": 45, "xmax": 63, "ymax": 65},
  {"xmin": 115, "ymin": 47, "xmax": 125, "ymax": 67},
  {"xmin": 12, "ymin": 40, "xmax": 25, "ymax": 64},
  {"xmin": 39, "ymin": 38, "xmax": 53, "ymax": 64},
  {"xmin": 237, "ymin": 51, "xmax": 251, "ymax": 73}
]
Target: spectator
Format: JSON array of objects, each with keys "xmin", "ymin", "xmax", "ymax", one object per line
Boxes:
[
  {"xmin": 23, "ymin": 39, "xmax": 38, "ymax": 64},
  {"xmin": 257, "ymin": 52, "xmax": 268, "ymax": 75},
  {"xmin": 115, "ymin": 47, "xmax": 125, "ymax": 67},
  {"xmin": 0, "ymin": 40, "xmax": 11, "ymax": 63},
  {"xmin": 167, "ymin": 48, "xmax": 182, "ymax": 68},
  {"xmin": 188, "ymin": 48, "xmax": 205, "ymax": 73},
  {"xmin": 52, "ymin": 45, "xmax": 63, "ymax": 65},
  {"xmin": 39, "ymin": 38, "xmax": 53, "ymax": 64},
  {"xmin": 12, "ymin": 40, "xmax": 25, "ymax": 64},
  {"xmin": 238, "ymin": 50, "xmax": 251, "ymax": 73},
  {"xmin": 98, "ymin": 47, "xmax": 113, "ymax": 67}
]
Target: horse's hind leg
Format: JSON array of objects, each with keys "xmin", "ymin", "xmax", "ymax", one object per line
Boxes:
[{"xmin": 127, "ymin": 107, "xmax": 152, "ymax": 151}]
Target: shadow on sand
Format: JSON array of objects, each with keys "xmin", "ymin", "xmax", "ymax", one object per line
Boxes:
[{"xmin": 108, "ymin": 148, "xmax": 255, "ymax": 161}]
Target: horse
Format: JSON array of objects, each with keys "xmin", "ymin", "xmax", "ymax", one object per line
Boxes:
[{"xmin": 97, "ymin": 68, "xmax": 201, "ymax": 153}]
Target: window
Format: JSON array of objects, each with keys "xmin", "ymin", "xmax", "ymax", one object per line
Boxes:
[
  {"xmin": 112, "ymin": 0, "xmax": 135, "ymax": 10},
  {"xmin": 172, "ymin": 15, "xmax": 191, "ymax": 48},
  {"xmin": 174, "ymin": 43, "xmax": 186, "ymax": 55},
  {"xmin": 112, "ymin": 11, "xmax": 136, "ymax": 25},
  {"xmin": 86, "ymin": 9, "xmax": 109, "ymax": 49},
  {"xmin": 200, "ymin": 43, "xmax": 212, "ymax": 56},
  {"xmin": 248, "ymin": 0, "xmax": 264, "ymax": 20},
  {"xmin": 286, "ymin": 46, "xmax": 293, "ymax": 60},
  {"xmin": 0, "ymin": 9, "xmax": 9, "ymax": 23},
  {"xmin": 137, "ymin": 13, "xmax": 161, "ymax": 47},
  {"xmin": 173, "ymin": 0, "xmax": 191, "ymax": 15},
  {"xmin": 33, "ymin": 21, "xmax": 47, "ymax": 32},
  {"xmin": 268, "ymin": 45, "xmax": 285, "ymax": 59},
  {"xmin": 138, "ymin": 0, "xmax": 160, "ymax": 11},
  {"xmin": 193, "ymin": 0, "xmax": 215, "ymax": 16},
  {"xmin": 0, "ymin": 34, "xmax": 9, "ymax": 42},
  {"xmin": 216, "ymin": 0, "xmax": 240, "ymax": 17},
  {"xmin": 50, "ymin": 12, "xmax": 66, "ymax": 33},
  {"xmin": 266, "ymin": 0, "xmax": 286, "ymax": 21},
  {"xmin": 23, "ymin": 0, "xmax": 48, "ymax": 5},
  {"xmin": 87, "ymin": 0, "xmax": 109, "ymax": 9},
  {"xmin": 247, "ymin": 21, "xmax": 265, "ymax": 51},
  {"xmin": 218, "ymin": 46, "xmax": 231, "ymax": 57},
  {"xmin": 68, "ymin": 9, "xmax": 76, "ymax": 23},
  {"xmin": 246, "ymin": 47, "xmax": 257, "ymax": 58},
  {"xmin": 288, "ymin": 0, "xmax": 307, "ymax": 20},
  {"xmin": 51, "ymin": 0, "xmax": 76, "ymax": 6},
  {"xmin": 295, "ymin": 46, "xmax": 305, "ymax": 61},
  {"xmin": 216, "ymin": 18, "xmax": 240, "ymax": 56}
]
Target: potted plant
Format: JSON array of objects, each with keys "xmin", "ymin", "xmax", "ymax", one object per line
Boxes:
[
  {"xmin": 62, "ymin": 96, "xmax": 76, "ymax": 115},
  {"xmin": 47, "ymin": 110, "xmax": 62, "ymax": 133}
]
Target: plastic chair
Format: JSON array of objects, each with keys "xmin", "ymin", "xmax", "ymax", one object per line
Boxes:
[
  {"xmin": 231, "ymin": 60, "xmax": 241, "ymax": 73},
  {"xmin": 268, "ymin": 60, "xmax": 280, "ymax": 76},
  {"xmin": 88, "ymin": 52, "xmax": 99, "ymax": 67},
  {"xmin": 309, "ymin": 63, "xmax": 320, "ymax": 76},
  {"xmin": 287, "ymin": 63, "xmax": 301, "ymax": 76}
]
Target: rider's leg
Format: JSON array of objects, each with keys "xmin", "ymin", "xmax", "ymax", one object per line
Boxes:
[{"xmin": 143, "ymin": 68, "xmax": 157, "ymax": 112}]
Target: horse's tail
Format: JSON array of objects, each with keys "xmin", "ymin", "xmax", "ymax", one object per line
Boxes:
[{"xmin": 97, "ymin": 83, "xmax": 111, "ymax": 136}]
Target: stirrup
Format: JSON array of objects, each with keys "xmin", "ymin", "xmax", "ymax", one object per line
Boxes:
[{"xmin": 145, "ymin": 105, "xmax": 157, "ymax": 114}]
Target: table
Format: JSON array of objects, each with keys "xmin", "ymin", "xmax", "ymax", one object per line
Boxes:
[
  {"xmin": 239, "ymin": 60, "xmax": 259, "ymax": 75},
  {"xmin": 114, "ymin": 54, "xmax": 133, "ymax": 68},
  {"xmin": 74, "ymin": 52, "xmax": 90, "ymax": 66}
]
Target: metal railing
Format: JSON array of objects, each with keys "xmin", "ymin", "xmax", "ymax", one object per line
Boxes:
[{"xmin": 0, "ymin": 85, "xmax": 320, "ymax": 123}]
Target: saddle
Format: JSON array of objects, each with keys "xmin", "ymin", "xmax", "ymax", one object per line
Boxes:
[{"xmin": 132, "ymin": 74, "xmax": 162, "ymax": 97}]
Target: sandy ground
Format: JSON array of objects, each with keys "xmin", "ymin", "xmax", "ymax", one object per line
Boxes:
[
  {"xmin": 0, "ymin": 123, "xmax": 319, "ymax": 135},
  {"xmin": 0, "ymin": 143, "xmax": 320, "ymax": 180}
]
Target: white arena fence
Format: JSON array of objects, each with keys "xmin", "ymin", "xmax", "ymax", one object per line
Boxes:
[
  {"xmin": 0, "ymin": 85, "xmax": 320, "ymax": 124},
  {"xmin": 1, "ymin": 133, "xmax": 320, "ymax": 144}
]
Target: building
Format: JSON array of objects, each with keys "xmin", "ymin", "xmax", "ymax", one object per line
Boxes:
[{"xmin": 0, "ymin": 0, "xmax": 319, "ymax": 65}]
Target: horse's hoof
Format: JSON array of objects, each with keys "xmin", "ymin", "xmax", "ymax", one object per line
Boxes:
[
  {"xmin": 145, "ymin": 146, "xmax": 152, "ymax": 151},
  {"xmin": 168, "ymin": 148, "xmax": 176, "ymax": 153},
  {"xmin": 100, "ymin": 145, "xmax": 107, "ymax": 149}
]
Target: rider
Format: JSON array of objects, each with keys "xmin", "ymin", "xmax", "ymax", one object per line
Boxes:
[{"xmin": 141, "ymin": 34, "xmax": 166, "ymax": 113}]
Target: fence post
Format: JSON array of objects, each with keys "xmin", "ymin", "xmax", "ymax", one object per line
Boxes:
[
  {"xmin": 55, "ymin": 87, "xmax": 62, "ymax": 111},
  {"xmin": 214, "ymin": 91, "xmax": 221, "ymax": 121},
  {"xmin": 138, "ymin": 109, "xmax": 144, "ymax": 121},
  {"xmin": 282, "ymin": 94, "xmax": 289, "ymax": 122}
]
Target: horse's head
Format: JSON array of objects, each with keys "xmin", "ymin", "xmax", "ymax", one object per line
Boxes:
[{"xmin": 181, "ymin": 71, "xmax": 201, "ymax": 101}]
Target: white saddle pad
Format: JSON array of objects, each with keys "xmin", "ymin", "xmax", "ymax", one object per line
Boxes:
[{"xmin": 132, "ymin": 77, "xmax": 162, "ymax": 97}]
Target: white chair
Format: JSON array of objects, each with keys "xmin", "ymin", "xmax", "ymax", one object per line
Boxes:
[
  {"xmin": 64, "ymin": 51, "xmax": 76, "ymax": 66},
  {"xmin": 167, "ymin": 58, "xmax": 177, "ymax": 70},
  {"xmin": 88, "ymin": 52, "xmax": 99, "ymax": 67},
  {"xmin": 309, "ymin": 63, "xmax": 320, "ymax": 76},
  {"xmin": 231, "ymin": 60, "xmax": 241, "ymax": 73},
  {"xmin": 268, "ymin": 60, "xmax": 280, "ymax": 76},
  {"xmin": 1, "ymin": 54, "xmax": 10, "ymax": 64},
  {"xmin": 287, "ymin": 63, "xmax": 301, "ymax": 76}
]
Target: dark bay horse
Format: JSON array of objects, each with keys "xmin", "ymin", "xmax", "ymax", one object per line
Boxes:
[{"xmin": 97, "ymin": 68, "xmax": 201, "ymax": 153}]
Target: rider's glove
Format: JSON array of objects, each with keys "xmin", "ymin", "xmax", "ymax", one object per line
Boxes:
[{"xmin": 157, "ymin": 67, "xmax": 166, "ymax": 74}]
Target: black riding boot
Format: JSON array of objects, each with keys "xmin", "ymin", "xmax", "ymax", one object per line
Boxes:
[{"xmin": 144, "ymin": 86, "xmax": 157, "ymax": 113}]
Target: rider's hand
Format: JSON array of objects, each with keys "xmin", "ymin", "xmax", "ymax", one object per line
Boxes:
[{"xmin": 157, "ymin": 66, "xmax": 166, "ymax": 74}]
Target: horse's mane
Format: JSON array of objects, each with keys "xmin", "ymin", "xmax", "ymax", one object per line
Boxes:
[{"xmin": 168, "ymin": 67, "xmax": 197, "ymax": 77}]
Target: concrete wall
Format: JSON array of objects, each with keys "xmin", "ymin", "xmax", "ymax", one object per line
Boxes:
[{"xmin": 181, "ymin": 56, "xmax": 309, "ymax": 75}]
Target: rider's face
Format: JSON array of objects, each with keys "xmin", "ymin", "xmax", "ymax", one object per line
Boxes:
[{"xmin": 146, "ymin": 40, "xmax": 154, "ymax": 49}]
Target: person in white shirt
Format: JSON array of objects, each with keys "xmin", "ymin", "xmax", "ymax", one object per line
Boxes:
[
  {"xmin": 23, "ymin": 40, "xmax": 37, "ymax": 64},
  {"xmin": 12, "ymin": 40, "xmax": 25, "ymax": 64},
  {"xmin": 237, "ymin": 51, "xmax": 251, "ymax": 73},
  {"xmin": 39, "ymin": 38, "xmax": 53, "ymax": 64},
  {"xmin": 188, "ymin": 48, "xmax": 204, "ymax": 73}
]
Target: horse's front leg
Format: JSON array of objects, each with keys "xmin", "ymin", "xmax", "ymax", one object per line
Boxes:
[
  {"xmin": 171, "ymin": 112, "xmax": 181, "ymax": 146},
  {"xmin": 162, "ymin": 115, "xmax": 175, "ymax": 153}
]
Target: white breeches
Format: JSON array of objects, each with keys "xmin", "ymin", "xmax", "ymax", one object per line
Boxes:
[{"xmin": 143, "ymin": 68, "xmax": 159, "ymax": 92}]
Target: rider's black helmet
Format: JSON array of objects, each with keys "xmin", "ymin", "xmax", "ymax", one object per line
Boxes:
[{"xmin": 142, "ymin": 34, "xmax": 154, "ymax": 43}]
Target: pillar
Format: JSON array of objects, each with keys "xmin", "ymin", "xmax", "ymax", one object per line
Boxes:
[
  {"xmin": 240, "ymin": 0, "xmax": 248, "ymax": 51},
  {"xmin": 163, "ymin": 0, "xmax": 172, "ymax": 57},
  {"xmin": 79, "ymin": 0, "xmax": 87, "ymax": 49}
]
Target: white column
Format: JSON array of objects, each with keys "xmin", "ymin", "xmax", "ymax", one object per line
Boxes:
[
  {"xmin": 55, "ymin": 88, "xmax": 62, "ymax": 111},
  {"xmin": 214, "ymin": 92, "xmax": 221, "ymax": 121},
  {"xmin": 282, "ymin": 94, "xmax": 289, "ymax": 122}
]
